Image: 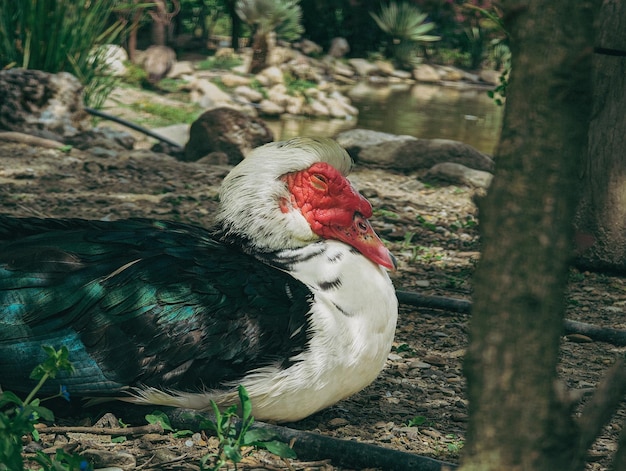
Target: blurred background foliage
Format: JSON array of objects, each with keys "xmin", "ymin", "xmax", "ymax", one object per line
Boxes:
[{"xmin": 0, "ymin": 0, "xmax": 508, "ymax": 103}]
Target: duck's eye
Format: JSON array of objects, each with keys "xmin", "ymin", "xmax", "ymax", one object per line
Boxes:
[{"xmin": 311, "ymin": 174, "xmax": 328, "ymax": 191}]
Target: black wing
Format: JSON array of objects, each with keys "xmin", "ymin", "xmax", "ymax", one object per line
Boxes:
[{"xmin": 0, "ymin": 216, "xmax": 313, "ymax": 396}]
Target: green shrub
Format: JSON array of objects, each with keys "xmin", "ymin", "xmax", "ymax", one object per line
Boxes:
[
  {"xmin": 0, "ymin": 0, "xmax": 128, "ymax": 108},
  {"xmin": 370, "ymin": 1, "xmax": 440, "ymax": 69}
]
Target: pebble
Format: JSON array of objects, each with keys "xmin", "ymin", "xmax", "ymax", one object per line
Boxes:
[
  {"xmin": 566, "ymin": 333, "xmax": 593, "ymax": 343},
  {"xmin": 328, "ymin": 417, "xmax": 349, "ymax": 428}
]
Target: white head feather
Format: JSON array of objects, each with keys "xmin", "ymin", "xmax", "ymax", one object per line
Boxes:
[{"xmin": 214, "ymin": 137, "xmax": 353, "ymax": 252}]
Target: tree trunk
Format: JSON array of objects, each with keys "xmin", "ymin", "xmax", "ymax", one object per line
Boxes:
[
  {"xmin": 574, "ymin": 0, "xmax": 626, "ymax": 272},
  {"xmin": 248, "ymin": 30, "xmax": 269, "ymax": 74},
  {"xmin": 460, "ymin": 1, "xmax": 598, "ymax": 470},
  {"xmin": 227, "ymin": 0, "xmax": 241, "ymax": 51}
]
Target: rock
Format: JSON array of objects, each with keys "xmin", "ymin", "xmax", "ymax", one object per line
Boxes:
[
  {"xmin": 220, "ymin": 73, "xmax": 252, "ymax": 88},
  {"xmin": 426, "ymin": 162, "xmax": 494, "ymax": 188},
  {"xmin": 269, "ymin": 46, "xmax": 296, "ymax": 66},
  {"xmin": 166, "ymin": 60, "xmax": 195, "ymax": 79},
  {"xmin": 413, "ymin": 64, "xmax": 440, "ymax": 83},
  {"xmin": 348, "ymin": 58, "xmax": 380, "ymax": 77},
  {"xmin": 183, "ymin": 107, "xmax": 273, "ymax": 163},
  {"xmin": 305, "ymin": 99, "xmax": 330, "ymax": 117},
  {"xmin": 337, "ymin": 129, "xmax": 495, "ymax": 172},
  {"xmin": 256, "ymin": 66, "xmax": 284, "ymax": 87},
  {"xmin": 375, "ymin": 60, "xmax": 396, "ymax": 76},
  {"xmin": 81, "ymin": 449, "xmax": 135, "ymax": 470},
  {"xmin": 297, "ymin": 39, "xmax": 323, "ymax": 56},
  {"xmin": 150, "ymin": 123, "xmax": 190, "ymax": 147},
  {"xmin": 0, "ymin": 69, "xmax": 90, "ymax": 140},
  {"xmin": 284, "ymin": 95, "xmax": 305, "ymax": 115},
  {"xmin": 439, "ymin": 66, "xmax": 465, "ymax": 82},
  {"xmin": 331, "ymin": 61, "xmax": 356, "ymax": 78},
  {"xmin": 258, "ymin": 99, "xmax": 285, "ymax": 116},
  {"xmin": 186, "ymin": 78, "xmax": 236, "ymax": 109},
  {"xmin": 335, "ymin": 129, "xmax": 415, "ymax": 160},
  {"xmin": 141, "ymin": 45, "xmax": 176, "ymax": 84},
  {"xmin": 391, "ymin": 69, "xmax": 413, "ymax": 80},
  {"xmin": 480, "ymin": 69, "xmax": 502, "ymax": 85},
  {"xmin": 266, "ymin": 84, "xmax": 290, "ymax": 107},
  {"xmin": 66, "ymin": 126, "xmax": 136, "ymax": 151},
  {"xmin": 328, "ymin": 37, "xmax": 350, "ymax": 58},
  {"xmin": 234, "ymin": 85, "xmax": 264, "ymax": 103},
  {"xmin": 94, "ymin": 44, "xmax": 128, "ymax": 76}
]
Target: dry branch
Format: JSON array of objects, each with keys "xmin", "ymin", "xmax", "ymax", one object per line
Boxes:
[
  {"xmin": 39, "ymin": 422, "xmax": 164, "ymax": 436},
  {"xmin": 0, "ymin": 132, "xmax": 65, "ymax": 150},
  {"xmin": 396, "ymin": 290, "xmax": 626, "ymax": 346}
]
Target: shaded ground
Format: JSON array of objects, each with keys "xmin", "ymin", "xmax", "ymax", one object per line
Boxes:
[{"xmin": 1, "ymin": 141, "xmax": 624, "ymax": 470}]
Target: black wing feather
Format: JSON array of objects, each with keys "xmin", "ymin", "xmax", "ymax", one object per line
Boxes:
[{"xmin": 0, "ymin": 216, "xmax": 313, "ymax": 396}]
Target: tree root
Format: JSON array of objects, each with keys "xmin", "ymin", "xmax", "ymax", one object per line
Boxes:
[
  {"xmin": 163, "ymin": 407, "xmax": 458, "ymax": 471},
  {"xmin": 396, "ymin": 290, "xmax": 626, "ymax": 346}
]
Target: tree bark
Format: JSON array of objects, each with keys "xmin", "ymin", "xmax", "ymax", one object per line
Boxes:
[
  {"xmin": 460, "ymin": 2, "xmax": 598, "ymax": 470},
  {"xmin": 574, "ymin": 0, "xmax": 626, "ymax": 272}
]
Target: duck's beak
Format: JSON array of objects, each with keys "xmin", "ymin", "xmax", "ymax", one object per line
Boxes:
[{"xmin": 329, "ymin": 213, "xmax": 397, "ymax": 271}]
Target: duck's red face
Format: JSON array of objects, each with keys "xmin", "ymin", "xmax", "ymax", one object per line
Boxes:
[{"xmin": 281, "ymin": 162, "xmax": 396, "ymax": 270}]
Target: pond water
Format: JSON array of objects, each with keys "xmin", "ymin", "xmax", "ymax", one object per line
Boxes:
[{"xmin": 264, "ymin": 82, "xmax": 504, "ymax": 156}]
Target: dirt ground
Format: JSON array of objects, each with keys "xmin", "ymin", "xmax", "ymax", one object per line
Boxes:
[{"xmin": 1, "ymin": 139, "xmax": 625, "ymax": 470}]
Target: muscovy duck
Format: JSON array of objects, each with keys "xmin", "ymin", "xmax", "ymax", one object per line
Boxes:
[{"xmin": 0, "ymin": 137, "xmax": 398, "ymax": 422}]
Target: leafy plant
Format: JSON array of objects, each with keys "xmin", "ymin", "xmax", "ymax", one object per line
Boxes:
[
  {"xmin": 0, "ymin": 346, "xmax": 89, "ymax": 471},
  {"xmin": 283, "ymin": 71, "xmax": 316, "ymax": 96},
  {"xmin": 487, "ymin": 69, "xmax": 509, "ymax": 106},
  {"xmin": 0, "ymin": 0, "xmax": 130, "ymax": 108},
  {"xmin": 198, "ymin": 385, "xmax": 296, "ymax": 470},
  {"xmin": 236, "ymin": 0, "xmax": 303, "ymax": 73},
  {"xmin": 370, "ymin": 2, "xmax": 440, "ymax": 69},
  {"xmin": 406, "ymin": 415, "xmax": 428, "ymax": 427}
]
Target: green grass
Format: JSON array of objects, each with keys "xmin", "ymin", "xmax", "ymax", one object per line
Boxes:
[
  {"xmin": 128, "ymin": 100, "xmax": 203, "ymax": 128},
  {"xmin": 196, "ymin": 55, "xmax": 244, "ymax": 71}
]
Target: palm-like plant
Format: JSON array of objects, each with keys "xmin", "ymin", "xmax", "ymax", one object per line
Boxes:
[
  {"xmin": 370, "ymin": 1, "xmax": 440, "ymax": 69},
  {"xmin": 236, "ymin": 0, "xmax": 303, "ymax": 73}
]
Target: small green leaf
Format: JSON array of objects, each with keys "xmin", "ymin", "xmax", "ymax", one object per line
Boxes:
[
  {"xmin": 223, "ymin": 443, "xmax": 243, "ymax": 463},
  {"xmin": 238, "ymin": 385, "xmax": 252, "ymax": 422},
  {"xmin": 243, "ymin": 428, "xmax": 276, "ymax": 444},
  {"xmin": 0, "ymin": 391, "xmax": 24, "ymax": 408},
  {"xmin": 173, "ymin": 429, "xmax": 193, "ymax": 438},
  {"xmin": 145, "ymin": 411, "xmax": 174, "ymax": 431},
  {"xmin": 111, "ymin": 435, "xmax": 127, "ymax": 443},
  {"xmin": 260, "ymin": 440, "xmax": 297, "ymax": 459}
]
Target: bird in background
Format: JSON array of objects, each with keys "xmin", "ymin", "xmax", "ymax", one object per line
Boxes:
[{"xmin": 0, "ymin": 137, "xmax": 398, "ymax": 422}]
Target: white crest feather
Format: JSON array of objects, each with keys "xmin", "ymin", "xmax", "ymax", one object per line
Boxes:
[{"xmin": 214, "ymin": 137, "xmax": 354, "ymax": 251}]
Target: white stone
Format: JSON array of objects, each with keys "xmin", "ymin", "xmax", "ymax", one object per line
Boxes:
[
  {"xmin": 413, "ymin": 64, "xmax": 440, "ymax": 83},
  {"xmin": 257, "ymin": 66, "xmax": 284, "ymax": 86},
  {"xmin": 284, "ymin": 95, "xmax": 305, "ymax": 115},
  {"xmin": 306, "ymin": 99, "xmax": 330, "ymax": 117},
  {"xmin": 234, "ymin": 85, "xmax": 263, "ymax": 103},
  {"xmin": 348, "ymin": 58, "xmax": 379, "ymax": 77},
  {"xmin": 220, "ymin": 73, "xmax": 251, "ymax": 88},
  {"xmin": 94, "ymin": 44, "xmax": 128, "ymax": 77},
  {"xmin": 167, "ymin": 60, "xmax": 194, "ymax": 78},
  {"xmin": 258, "ymin": 99, "xmax": 284, "ymax": 116},
  {"xmin": 187, "ymin": 78, "xmax": 235, "ymax": 109}
]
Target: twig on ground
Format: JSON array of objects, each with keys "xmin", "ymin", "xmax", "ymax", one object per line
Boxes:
[
  {"xmin": 39, "ymin": 422, "xmax": 164, "ymax": 436},
  {"xmin": 0, "ymin": 132, "xmax": 65, "ymax": 150}
]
